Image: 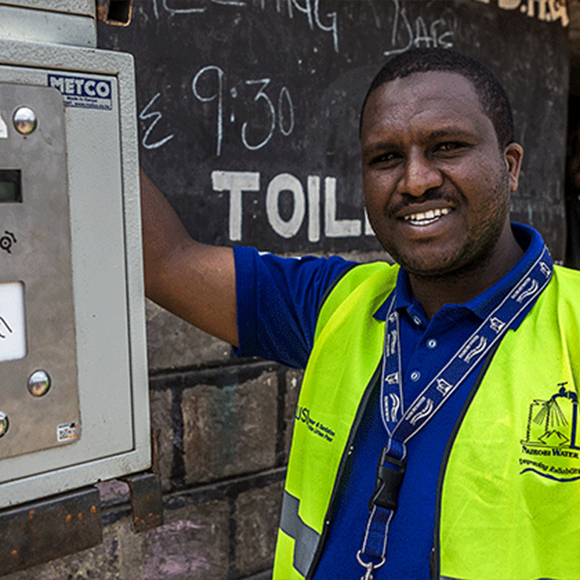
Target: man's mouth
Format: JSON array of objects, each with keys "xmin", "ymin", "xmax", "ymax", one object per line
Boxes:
[{"xmin": 403, "ymin": 207, "xmax": 451, "ymax": 226}]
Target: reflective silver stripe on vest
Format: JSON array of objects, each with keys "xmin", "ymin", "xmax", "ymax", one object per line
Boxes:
[{"xmin": 280, "ymin": 490, "xmax": 321, "ymax": 577}]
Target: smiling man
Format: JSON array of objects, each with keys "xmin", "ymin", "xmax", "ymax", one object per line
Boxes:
[
  {"xmin": 142, "ymin": 48, "xmax": 580, "ymax": 580},
  {"xmin": 361, "ymin": 70, "xmax": 524, "ymax": 308}
]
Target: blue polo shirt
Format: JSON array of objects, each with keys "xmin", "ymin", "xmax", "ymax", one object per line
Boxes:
[{"xmin": 234, "ymin": 224, "xmax": 549, "ymax": 579}]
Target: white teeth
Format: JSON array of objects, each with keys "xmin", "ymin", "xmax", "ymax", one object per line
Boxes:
[{"xmin": 404, "ymin": 207, "xmax": 451, "ymax": 225}]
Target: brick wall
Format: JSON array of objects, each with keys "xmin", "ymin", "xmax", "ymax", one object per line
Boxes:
[{"xmin": 142, "ymin": 300, "xmax": 303, "ymax": 579}]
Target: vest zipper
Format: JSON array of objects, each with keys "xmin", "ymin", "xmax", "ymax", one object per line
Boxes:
[
  {"xmin": 431, "ymin": 343, "xmax": 500, "ymax": 580},
  {"xmin": 305, "ymin": 362, "xmax": 382, "ymax": 580}
]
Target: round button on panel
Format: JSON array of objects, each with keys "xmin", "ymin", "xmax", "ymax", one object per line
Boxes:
[
  {"xmin": 28, "ymin": 370, "xmax": 51, "ymax": 397},
  {"xmin": 427, "ymin": 339, "xmax": 438, "ymax": 349},
  {"xmin": 410, "ymin": 370, "xmax": 421, "ymax": 382},
  {"xmin": 0, "ymin": 411, "xmax": 9, "ymax": 437},
  {"xmin": 13, "ymin": 106, "xmax": 38, "ymax": 135}
]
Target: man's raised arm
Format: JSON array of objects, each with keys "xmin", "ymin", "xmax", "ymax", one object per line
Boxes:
[{"xmin": 140, "ymin": 169, "xmax": 238, "ymax": 347}]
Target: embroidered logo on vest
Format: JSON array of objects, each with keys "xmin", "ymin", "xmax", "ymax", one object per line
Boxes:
[{"xmin": 519, "ymin": 383, "xmax": 580, "ymax": 481}]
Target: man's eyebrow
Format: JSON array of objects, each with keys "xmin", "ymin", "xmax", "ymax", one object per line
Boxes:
[
  {"xmin": 361, "ymin": 139, "xmax": 398, "ymax": 155},
  {"xmin": 361, "ymin": 125, "xmax": 478, "ymax": 155},
  {"xmin": 427, "ymin": 126, "xmax": 475, "ymax": 140}
]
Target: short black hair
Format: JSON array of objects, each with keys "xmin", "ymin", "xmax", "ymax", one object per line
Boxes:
[{"xmin": 361, "ymin": 48, "xmax": 514, "ymax": 148}]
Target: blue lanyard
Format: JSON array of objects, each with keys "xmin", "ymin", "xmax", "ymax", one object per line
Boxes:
[{"xmin": 356, "ymin": 246, "xmax": 553, "ymax": 580}]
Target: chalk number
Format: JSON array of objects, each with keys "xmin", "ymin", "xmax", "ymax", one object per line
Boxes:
[{"xmin": 192, "ymin": 66, "xmax": 295, "ymax": 157}]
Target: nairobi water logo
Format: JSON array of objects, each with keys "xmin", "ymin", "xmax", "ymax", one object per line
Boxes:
[{"xmin": 520, "ymin": 383, "xmax": 580, "ymax": 482}]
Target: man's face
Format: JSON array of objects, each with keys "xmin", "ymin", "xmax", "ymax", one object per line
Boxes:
[{"xmin": 361, "ymin": 71, "xmax": 522, "ymax": 279}]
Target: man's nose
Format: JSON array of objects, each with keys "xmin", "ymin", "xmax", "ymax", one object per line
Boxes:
[{"xmin": 399, "ymin": 150, "xmax": 443, "ymax": 197}]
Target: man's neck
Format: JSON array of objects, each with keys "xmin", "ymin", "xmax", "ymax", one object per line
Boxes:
[{"xmin": 408, "ymin": 236, "xmax": 525, "ymax": 320}]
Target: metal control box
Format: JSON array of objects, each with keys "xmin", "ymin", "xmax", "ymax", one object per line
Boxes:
[
  {"xmin": 0, "ymin": 38, "xmax": 149, "ymax": 509},
  {"xmin": 0, "ymin": 83, "xmax": 79, "ymax": 460}
]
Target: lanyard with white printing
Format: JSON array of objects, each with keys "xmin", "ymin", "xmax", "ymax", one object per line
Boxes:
[{"xmin": 356, "ymin": 246, "xmax": 553, "ymax": 580}]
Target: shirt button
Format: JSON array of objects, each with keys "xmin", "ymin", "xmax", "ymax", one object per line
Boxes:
[
  {"xmin": 412, "ymin": 315, "xmax": 422, "ymax": 326},
  {"xmin": 410, "ymin": 370, "xmax": 421, "ymax": 382},
  {"xmin": 427, "ymin": 338, "xmax": 438, "ymax": 349}
]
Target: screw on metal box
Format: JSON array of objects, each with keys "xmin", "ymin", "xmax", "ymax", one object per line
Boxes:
[
  {"xmin": 0, "ymin": 411, "xmax": 8, "ymax": 437},
  {"xmin": 13, "ymin": 107, "xmax": 37, "ymax": 135},
  {"xmin": 28, "ymin": 370, "xmax": 51, "ymax": 397}
]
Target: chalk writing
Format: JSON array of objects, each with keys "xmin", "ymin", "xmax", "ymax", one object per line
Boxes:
[
  {"xmin": 383, "ymin": 0, "xmax": 455, "ymax": 57},
  {"xmin": 211, "ymin": 170, "xmax": 373, "ymax": 241},
  {"xmin": 472, "ymin": 0, "xmax": 568, "ymax": 26},
  {"xmin": 278, "ymin": 87, "xmax": 295, "ymax": 137},
  {"xmin": 152, "ymin": 0, "xmax": 245, "ymax": 19},
  {"xmin": 278, "ymin": 0, "xmax": 339, "ymax": 53},
  {"xmin": 241, "ymin": 79, "xmax": 276, "ymax": 151},
  {"xmin": 192, "ymin": 66, "xmax": 295, "ymax": 157},
  {"xmin": 151, "ymin": 0, "xmax": 339, "ymax": 52},
  {"xmin": 192, "ymin": 66, "xmax": 225, "ymax": 156},
  {"xmin": 139, "ymin": 92, "xmax": 175, "ymax": 150}
]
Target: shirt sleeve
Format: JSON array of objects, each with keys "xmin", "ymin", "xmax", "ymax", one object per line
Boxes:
[{"xmin": 234, "ymin": 246, "xmax": 355, "ymax": 369}]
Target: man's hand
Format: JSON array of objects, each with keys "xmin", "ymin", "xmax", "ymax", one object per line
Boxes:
[{"xmin": 140, "ymin": 169, "xmax": 238, "ymax": 347}]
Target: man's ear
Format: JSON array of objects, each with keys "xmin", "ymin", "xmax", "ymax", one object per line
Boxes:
[{"xmin": 504, "ymin": 142, "xmax": 524, "ymax": 192}]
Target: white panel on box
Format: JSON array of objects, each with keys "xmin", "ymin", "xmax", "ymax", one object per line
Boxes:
[{"xmin": 0, "ymin": 281, "xmax": 26, "ymax": 362}]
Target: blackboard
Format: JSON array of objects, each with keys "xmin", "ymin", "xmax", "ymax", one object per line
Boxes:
[{"xmin": 98, "ymin": 0, "xmax": 569, "ymax": 257}]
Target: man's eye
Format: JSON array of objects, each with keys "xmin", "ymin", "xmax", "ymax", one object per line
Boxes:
[
  {"xmin": 370, "ymin": 152, "xmax": 400, "ymax": 165},
  {"xmin": 437, "ymin": 142, "xmax": 464, "ymax": 153}
]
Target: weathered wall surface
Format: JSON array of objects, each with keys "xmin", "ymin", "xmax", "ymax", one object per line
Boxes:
[{"xmin": 4, "ymin": 313, "xmax": 301, "ymax": 579}]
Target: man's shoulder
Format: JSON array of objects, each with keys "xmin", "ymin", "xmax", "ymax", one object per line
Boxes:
[
  {"xmin": 315, "ymin": 260, "xmax": 399, "ymax": 332},
  {"xmin": 552, "ymin": 264, "xmax": 580, "ymax": 289},
  {"xmin": 539, "ymin": 265, "xmax": 580, "ymax": 316},
  {"xmin": 321, "ymin": 259, "xmax": 397, "ymax": 299}
]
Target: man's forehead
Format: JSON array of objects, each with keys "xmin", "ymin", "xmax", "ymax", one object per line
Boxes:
[
  {"xmin": 369, "ymin": 71, "xmax": 481, "ymax": 111},
  {"xmin": 361, "ymin": 71, "xmax": 488, "ymax": 137}
]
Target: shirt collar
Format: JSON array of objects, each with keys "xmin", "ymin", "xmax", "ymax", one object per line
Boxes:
[{"xmin": 373, "ymin": 223, "xmax": 550, "ymax": 322}]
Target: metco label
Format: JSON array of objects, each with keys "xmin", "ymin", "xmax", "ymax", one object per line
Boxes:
[{"xmin": 48, "ymin": 74, "xmax": 112, "ymax": 110}]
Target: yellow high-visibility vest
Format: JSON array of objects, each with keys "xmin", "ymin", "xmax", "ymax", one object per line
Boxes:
[{"xmin": 273, "ymin": 262, "xmax": 580, "ymax": 580}]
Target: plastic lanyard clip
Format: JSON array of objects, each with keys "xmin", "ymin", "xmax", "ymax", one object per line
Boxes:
[{"xmin": 368, "ymin": 446, "xmax": 406, "ymax": 511}]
